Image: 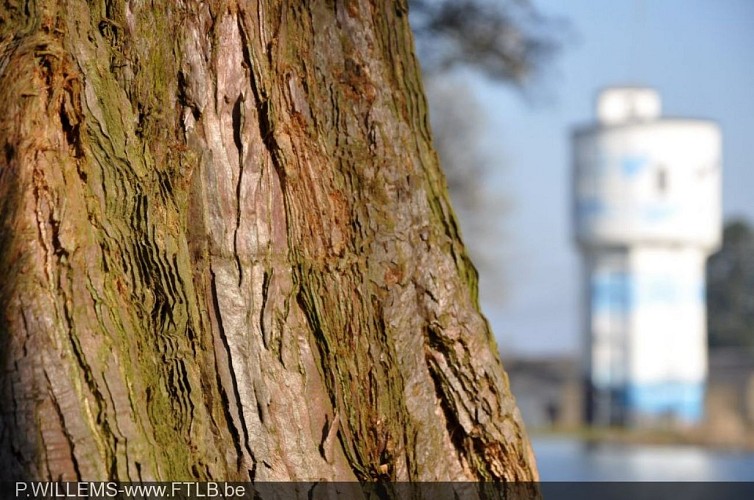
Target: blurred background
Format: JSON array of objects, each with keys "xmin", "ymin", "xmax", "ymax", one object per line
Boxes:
[{"xmin": 410, "ymin": 0, "xmax": 754, "ymax": 480}]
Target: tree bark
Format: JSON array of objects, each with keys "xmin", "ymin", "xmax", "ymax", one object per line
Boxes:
[{"xmin": 0, "ymin": 0, "xmax": 537, "ymax": 482}]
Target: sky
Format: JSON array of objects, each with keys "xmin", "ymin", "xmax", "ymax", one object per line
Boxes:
[{"xmin": 464, "ymin": 0, "xmax": 754, "ymax": 358}]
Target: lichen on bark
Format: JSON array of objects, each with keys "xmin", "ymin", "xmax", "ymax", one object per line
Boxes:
[{"xmin": 0, "ymin": 0, "xmax": 538, "ymax": 483}]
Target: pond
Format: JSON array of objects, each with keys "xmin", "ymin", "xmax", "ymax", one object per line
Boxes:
[{"xmin": 533, "ymin": 436, "xmax": 754, "ymax": 481}]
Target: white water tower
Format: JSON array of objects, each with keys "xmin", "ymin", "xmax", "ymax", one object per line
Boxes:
[{"xmin": 573, "ymin": 87, "xmax": 722, "ymax": 426}]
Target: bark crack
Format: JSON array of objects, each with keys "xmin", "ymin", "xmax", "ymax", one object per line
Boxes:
[
  {"xmin": 238, "ymin": 13, "xmax": 287, "ymax": 191},
  {"xmin": 232, "ymin": 91, "xmax": 245, "ymax": 285}
]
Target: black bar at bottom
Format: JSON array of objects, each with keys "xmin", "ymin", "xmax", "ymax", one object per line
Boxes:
[{"xmin": 3, "ymin": 481, "xmax": 753, "ymax": 500}]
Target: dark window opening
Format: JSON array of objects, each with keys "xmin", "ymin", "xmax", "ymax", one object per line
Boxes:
[{"xmin": 656, "ymin": 167, "xmax": 667, "ymax": 194}]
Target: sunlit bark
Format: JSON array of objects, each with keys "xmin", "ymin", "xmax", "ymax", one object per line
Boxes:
[{"xmin": 0, "ymin": 0, "xmax": 537, "ymax": 482}]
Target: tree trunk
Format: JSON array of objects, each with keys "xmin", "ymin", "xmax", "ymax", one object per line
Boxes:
[{"xmin": 0, "ymin": 0, "xmax": 537, "ymax": 482}]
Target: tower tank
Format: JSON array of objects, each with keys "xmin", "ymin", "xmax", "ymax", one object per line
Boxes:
[{"xmin": 573, "ymin": 87, "xmax": 722, "ymax": 426}]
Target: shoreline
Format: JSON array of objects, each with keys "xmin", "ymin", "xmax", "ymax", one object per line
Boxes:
[{"xmin": 530, "ymin": 425, "xmax": 754, "ymax": 453}]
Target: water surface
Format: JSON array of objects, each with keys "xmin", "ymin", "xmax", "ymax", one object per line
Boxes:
[{"xmin": 533, "ymin": 436, "xmax": 754, "ymax": 481}]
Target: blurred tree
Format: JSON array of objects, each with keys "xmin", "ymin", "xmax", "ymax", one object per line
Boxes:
[
  {"xmin": 410, "ymin": 0, "xmax": 560, "ymax": 83},
  {"xmin": 707, "ymin": 219, "xmax": 754, "ymax": 350},
  {"xmin": 411, "ymin": 0, "xmax": 563, "ymax": 304}
]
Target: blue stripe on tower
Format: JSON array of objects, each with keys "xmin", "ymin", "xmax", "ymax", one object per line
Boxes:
[
  {"xmin": 624, "ymin": 382, "xmax": 705, "ymax": 423},
  {"xmin": 592, "ymin": 272, "xmax": 632, "ymax": 313}
]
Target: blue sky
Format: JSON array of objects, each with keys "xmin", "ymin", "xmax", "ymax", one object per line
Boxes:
[{"xmin": 466, "ymin": 0, "xmax": 754, "ymax": 357}]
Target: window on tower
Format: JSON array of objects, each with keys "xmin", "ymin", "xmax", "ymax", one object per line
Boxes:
[{"xmin": 656, "ymin": 166, "xmax": 668, "ymax": 195}]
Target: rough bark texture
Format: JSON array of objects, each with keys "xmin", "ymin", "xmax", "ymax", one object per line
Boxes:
[{"xmin": 0, "ymin": 0, "xmax": 537, "ymax": 482}]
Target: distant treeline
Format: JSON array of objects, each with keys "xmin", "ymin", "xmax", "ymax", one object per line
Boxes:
[{"xmin": 707, "ymin": 218, "xmax": 754, "ymax": 351}]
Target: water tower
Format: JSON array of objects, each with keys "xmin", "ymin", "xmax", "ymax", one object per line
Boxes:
[{"xmin": 572, "ymin": 87, "xmax": 722, "ymax": 426}]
